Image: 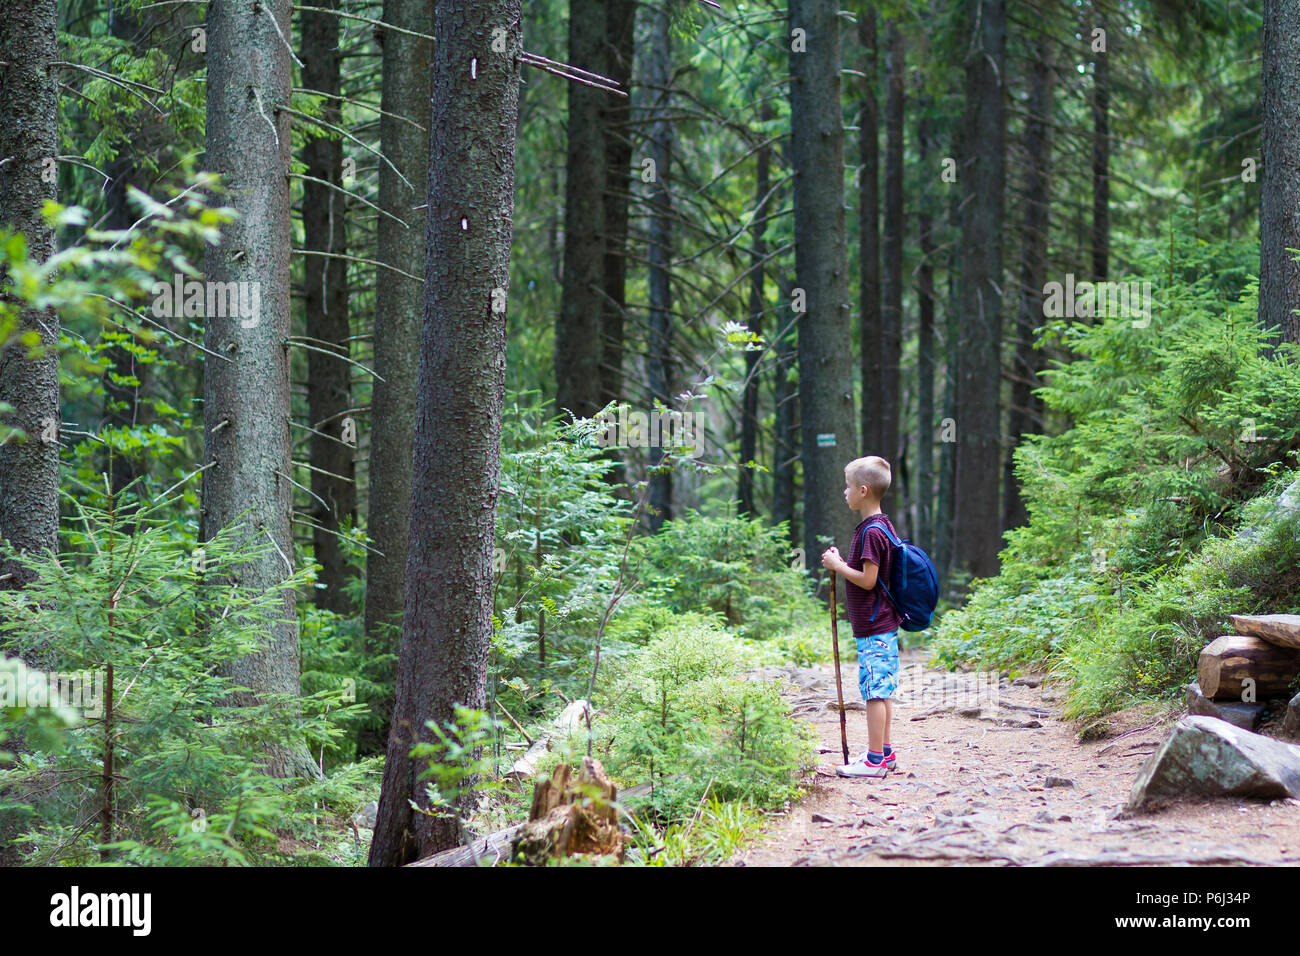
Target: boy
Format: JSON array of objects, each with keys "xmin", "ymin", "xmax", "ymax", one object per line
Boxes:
[{"xmin": 820, "ymin": 455, "xmax": 900, "ymax": 778}]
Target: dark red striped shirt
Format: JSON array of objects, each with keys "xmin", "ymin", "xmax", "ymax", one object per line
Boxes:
[{"xmin": 844, "ymin": 513, "xmax": 903, "ymax": 637}]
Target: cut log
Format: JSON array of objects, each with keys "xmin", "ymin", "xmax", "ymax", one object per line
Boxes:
[
  {"xmin": 404, "ymin": 778, "xmax": 660, "ymax": 868},
  {"xmin": 1229, "ymin": 614, "xmax": 1300, "ymax": 650},
  {"xmin": 406, "ymin": 824, "xmax": 526, "ymax": 867},
  {"xmin": 507, "ymin": 699, "xmax": 592, "ymax": 779},
  {"xmin": 1186, "ymin": 681, "xmax": 1265, "ymax": 731},
  {"xmin": 1197, "ymin": 635, "xmax": 1300, "ymax": 700}
]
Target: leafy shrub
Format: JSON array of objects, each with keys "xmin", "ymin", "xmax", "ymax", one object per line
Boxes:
[
  {"xmin": 632, "ymin": 511, "xmax": 824, "ymax": 641},
  {"xmin": 596, "ymin": 615, "xmax": 815, "ymax": 822}
]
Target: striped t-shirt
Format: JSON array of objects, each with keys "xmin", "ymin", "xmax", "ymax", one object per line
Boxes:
[{"xmin": 844, "ymin": 513, "xmax": 903, "ymax": 637}]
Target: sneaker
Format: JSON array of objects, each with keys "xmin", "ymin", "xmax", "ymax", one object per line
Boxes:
[
  {"xmin": 836, "ymin": 757, "xmax": 888, "ymax": 778},
  {"xmin": 854, "ymin": 747, "xmax": 898, "ymax": 770}
]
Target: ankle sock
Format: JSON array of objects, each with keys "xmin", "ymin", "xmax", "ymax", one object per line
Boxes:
[
  {"xmin": 866, "ymin": 750, "xmax": 884, "ymax": 765},
  {"xmin": 883, "ymin": 744, "xmax": 893, "ymax": 757}
]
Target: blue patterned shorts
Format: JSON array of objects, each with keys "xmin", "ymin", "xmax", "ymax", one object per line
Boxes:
[{"xmin": 855, "ymin": 630, "xmax": 899, "ymax": 701}]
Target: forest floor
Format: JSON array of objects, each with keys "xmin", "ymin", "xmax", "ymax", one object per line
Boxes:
[{"xmin": 731, "ymin": 643, "xmax": 1300, "ymax": 866}]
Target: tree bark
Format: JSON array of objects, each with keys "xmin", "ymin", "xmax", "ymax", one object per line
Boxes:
[
  {"xmin": 202, "ymin": 0, "xmax": 306, "ymax": 778},
  {"xmin": 0, "ymin": 0, "xmax": 60, "ymax": 599},
  {"xmin": 858, "ymin": 10, "xmax": 881, "ymax": 463},
  {"xmin": 360, "ymin": 0, "xmax": 434, "ymax": 758},
  {"xmin": 739, "ymin": 101, "xmax": 772, "ymax": 518},
  {"xmin": 880, "ymin": 20, "xmax": 904, "ymax": 482},
  {"xmin": 954, "ymin": 0, "xmax": 1006, "ymax": 582},
  {"xmin": 555, "ymin": 0, "xmax": 607, "ymax": 420},
  {"xmin": 645, "ymin": 3, "xmax": 674, "ymax": 531},
  {"xmin": 789, "ymin": 0, "xmax": 858, "ymax": 578},
  {"xmin": 916, "ymin": 102, "xmax": 936, "ymax": 553},
  {"xmin": 1091, "ymin": 7, "xmax": 1109, "ymax": 284},
  {"xmin": 301, "ymin": 0, "xmax": 356, "ymax": 615},
  {"xmin": 369, "ymin": 0, "xmax": 521, "ymax": 865},
  {"xmin": 1003, "ymin": 32, "xmax": 1052, "ymax": 535},
  {"xmin": 1260, "ymin": 0, "xmax": 1300, "ymax": 351},
  {"xmin": 600, "ymin": 0, "xmax": 635, "ymax": 411}
]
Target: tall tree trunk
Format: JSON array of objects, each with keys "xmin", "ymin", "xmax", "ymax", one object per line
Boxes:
[
  {"xmin": 0, "ymin": 0, "xmax": 59, "ymax": 865},
  {"xmin": 555, "ymin": 0, "xmax": 607, "ymax": 420},
  {"xmin": 100, "ymin": 2, "xmax": 149, "ymax": 508},
  {"xmin": 773, "ymin": 276, "xmax": 798, "ymax": 546},
  {"xmin": 739, "ymin": 101, "xmax": 772, "ymax": 518},
  {"xmin": 1004, "ymin": 34, "xmax": 1053, "ymax": 535},
  {"xmin": 600, "ymin": 0, "xmax": 635, "ymax": 409},
  {"xmin": 1260, "ymin": 0, "xmax": 1300, "ymax": 351},
  {"xmin": 646, "ymin": 4, "xmax": 674, "ymax": 531},
  {"xmin": 935, "ymin": 190, "xmax": 960, "ymax": 594},
  {"xmin": 0, "ymin": 0, "xmax": 60, "ymax": 601},
  {"xmin": 789, "ymin": 0, "xmax": 857, "ymax": 579},
  {"xmin": 1091, "ymin": 8, "xmax": 1109, "ymax": 283},
  {"xmin": 202, "ymin": 0, "xmax": 307, "ymax": 778},
  {"xmin": 916, "ymin": 103, "xmax": 936, "ymax": 553},
  {"xmin": 954, "ymin": 0, "xmax": 1006, "ymax": 582},
  {"xmin": 360, "ymin": 0, "xmax": 433, "ymax": 758},
  {"xmin": 301, "ymin": 0, "xmax": 356, "ymax": 615},
  {"xmin": 880, "ymin": 20, "xmax": 904, "ymax": 484},
  {"xmin": 858, "ymin": 10, "xmax": 881, "ymax": 460},
  {"xmin": 369, "ymin": 0, "xmax": 521, "ymax": 866}
]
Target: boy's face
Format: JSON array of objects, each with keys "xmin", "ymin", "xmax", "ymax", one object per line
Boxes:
[{"xmin": 844, "ymin": 473, "xmax": 869, "ymax": 510}]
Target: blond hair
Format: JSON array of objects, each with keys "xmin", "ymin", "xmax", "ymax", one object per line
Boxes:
[{"xmin": 845, "ymin": 455, "xmax": 891, "ymax": 502}]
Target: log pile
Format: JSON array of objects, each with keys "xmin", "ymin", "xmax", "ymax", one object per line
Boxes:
[
  {"xmin": 510, "ymin": 757, "xmax": 626, "ymax": 865},
  {"xmin": 1194, "ymin": 615, "xmax": 1300, "ymax": 735}
]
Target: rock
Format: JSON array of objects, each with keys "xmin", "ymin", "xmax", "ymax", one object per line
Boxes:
[
  {"xmin": 811, "ymin": 812, "xmax": 842, "ymax": 825},
  {"xmin": 352, "ymin": 801, "xmax": 378, "ymax": 829},
  {"xmin": 1239, "ymin": 476, "xmax": 1300, "ymax": 544},
  {"xmin": 1011, "ymin": 675, "xmax": 1044, "ymax": 688},
  {"xmin": 1186, "ymin": 681, "xmax": 1265, "ymax": 731},
  {"xmin": 1044, "ymin": 776, "xmax": 1075, "ymax": 789},
  {"xmin": 1286, "ymin": 691, "xmax": 1300, "ymax": 739},
  {"xmin": 1033, "ymin": 810, "xmax": 1055, "ymax": 824},
  {"xmin": 1230, "ymin": 614, "xmax": 1300, "ymax": 650},
  {"xmin": 1125, "ymin": 716, "xmax": 1300, "ymax": 813}
]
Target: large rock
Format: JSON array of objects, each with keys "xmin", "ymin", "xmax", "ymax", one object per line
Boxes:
[
  {"xmin": 1125, "ymin": 716, "xmax": 1300, "ymax": 813},
  {"xmin": 1287, "ymin": 692, "xmax": 1300, "ymax": 739},
  {"xmin": 1186, "ymin": 681, "xmax": 1264, "ymax": 731}
]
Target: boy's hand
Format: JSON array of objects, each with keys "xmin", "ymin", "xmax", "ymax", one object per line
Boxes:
[{"xmin": 821, "ymin": 547, "xmax": 844, "ymax": 572}]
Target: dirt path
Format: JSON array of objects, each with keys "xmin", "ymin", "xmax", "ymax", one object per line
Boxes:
[{"xmin": 733, "ymin": 645, "xmax": 1300, "ymax": 866}]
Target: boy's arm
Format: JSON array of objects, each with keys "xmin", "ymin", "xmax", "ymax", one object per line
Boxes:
[{"xmin": 821, "ymin": 546, "xmax": 879, "ymax": 590}]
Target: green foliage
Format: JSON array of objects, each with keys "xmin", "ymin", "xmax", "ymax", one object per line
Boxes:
[
  {"xmin": 927, "ymin": 221, "xmax": 1300, "ymax": 730},
  {"xmin": 0, "ymin": 492, "xmax": 365, "ymax": 865},
  {"xmin": 597, "ymin": 616, "xmax": 816, "ymax": 823},
  {"xmin": 625, "ymin": 793, "xmax": 765, "ymax": 866},
  {"xmin": 411, "ymin": 706, "xmax": 503, "ymax": 846},
  {"xmin": 632, "ymin": 511, "xmax": 824, "ymax": 641}
]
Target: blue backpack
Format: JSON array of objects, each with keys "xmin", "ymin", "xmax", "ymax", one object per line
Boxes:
[{"xmin": 857, "ymin": 517, "xmax": 939, "ymax": 632}]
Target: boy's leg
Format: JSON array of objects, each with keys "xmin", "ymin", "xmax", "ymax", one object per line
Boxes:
[
  {"xmin": 865, "ymin": 699, "xmax": 886, "ymax": 753},
  {"xmin": 883, "ymin": 699, "xmax": 893, "ymax": 748}
]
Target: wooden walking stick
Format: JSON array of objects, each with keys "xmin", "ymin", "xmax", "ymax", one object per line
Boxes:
[{"xmin": 829, "ymin": 570, "xmax": 850, "ymax": 765}]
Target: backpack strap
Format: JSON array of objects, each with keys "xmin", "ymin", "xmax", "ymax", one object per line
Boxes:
[{"xmin": 857, "ymin": 517, "xmax": 901, "ymax": 623}]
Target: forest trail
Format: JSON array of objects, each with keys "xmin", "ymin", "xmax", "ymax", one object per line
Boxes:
[{"xmin": 733, "ymin": 645, "xmax": 1300, "ymax": 866}]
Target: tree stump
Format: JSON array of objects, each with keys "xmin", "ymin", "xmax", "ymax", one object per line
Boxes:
[
  {"xmin": 510, "ymin": 757, "xmax": 625, "ymax": 865},
  {"xmin": 1197, "ymin": 635, "xmax": 1300, "ymax": 700}
]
